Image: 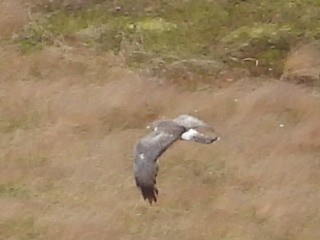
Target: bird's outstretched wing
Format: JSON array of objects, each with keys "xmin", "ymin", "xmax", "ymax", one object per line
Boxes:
[{"xmin": 134, "ymin": 127, "xmax": 185, "ymax": 204}]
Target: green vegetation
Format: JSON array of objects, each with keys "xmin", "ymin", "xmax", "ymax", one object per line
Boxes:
[{"xmin": 17, "ymin": 0, "xmax": 320, "ymax": 78}]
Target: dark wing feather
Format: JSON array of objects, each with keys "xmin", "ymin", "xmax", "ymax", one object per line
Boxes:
[
  {"xmin": 134, "ymin": 154, "xmax": 159, "ymax": 204},
  {"xmin": 134, "ymin": 127, "xmax": 185, "ymax": 204}
]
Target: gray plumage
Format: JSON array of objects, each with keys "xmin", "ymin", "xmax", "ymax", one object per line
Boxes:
[{"xmin": 133, "ymin": 114, "xmax": 219, "ymax": 204}]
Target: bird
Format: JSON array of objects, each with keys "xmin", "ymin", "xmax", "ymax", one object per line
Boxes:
[{"xmin": 133, "ymin": 114, "xmax": 220, "ymax": 204}]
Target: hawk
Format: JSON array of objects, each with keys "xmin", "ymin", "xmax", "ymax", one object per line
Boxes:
[{"xmin": 133, "ymin": 114, "xmax": 219, "ymax": 204}]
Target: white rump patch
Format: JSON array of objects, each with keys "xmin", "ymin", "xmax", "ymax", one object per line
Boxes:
[
  {"xmin": 181, "ymin": 129, "xmax": 199, "ymax": 141},
  {"xmin": 139, "ymin": 154, "xmax": 145, "ymax": 159}
]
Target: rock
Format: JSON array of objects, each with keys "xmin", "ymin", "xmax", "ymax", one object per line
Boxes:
[{"xmin": 281, "ymin": 41, "xmax": 320, "ymax": 85}]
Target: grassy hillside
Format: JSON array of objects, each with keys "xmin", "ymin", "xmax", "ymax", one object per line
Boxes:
[
  {"xmin": 1, "ymin": 1, "xmax": 320, "ymax": 240},
  {"xmin": 16, "ymin": 0, "xmax": 320, "ymax": 79}
]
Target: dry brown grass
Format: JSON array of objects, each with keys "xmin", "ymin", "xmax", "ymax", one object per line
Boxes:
[
  {"xmin": 1, "ymin": 43, "xmax": 320, "ymax": 240},
  {"xmin": 1, "ymin": 2, "xmax": 320, "ymax": 239},
  {"xmin": 0, "ymin": 0, "xmax": 30, "ymax": 39},
  {"xmin": 281, "ymin": 41, "xmax": 320, "ymax": 86}
]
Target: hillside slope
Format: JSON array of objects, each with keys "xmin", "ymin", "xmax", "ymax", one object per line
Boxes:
[{"xmin": 1, "ymin": 1, "xmax": 320, "ymax": 240}]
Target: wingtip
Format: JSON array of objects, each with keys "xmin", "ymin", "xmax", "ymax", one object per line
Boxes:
[{"xmin": 140, "ymin": 186, "xmax": 159, "ymax": 205}]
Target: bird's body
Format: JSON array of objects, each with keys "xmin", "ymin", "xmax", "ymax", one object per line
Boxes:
[{"xmin": 133, "ymin": 114, "xmax": 219, "ymax": 204}]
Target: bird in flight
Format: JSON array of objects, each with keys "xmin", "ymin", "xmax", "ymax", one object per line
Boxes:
[{"xmin": 133, "ymin": 114, "xmax": 219, "ymax": 204}]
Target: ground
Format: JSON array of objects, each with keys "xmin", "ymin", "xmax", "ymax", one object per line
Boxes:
[{"xmin": 1, "ymin": 1, "xmax": 320, "ymax": 240}]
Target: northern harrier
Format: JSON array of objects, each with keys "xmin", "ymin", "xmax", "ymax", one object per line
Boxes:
[{"xmin": 133, "ymin": 114, "xmax": 219, "ymax": 204}]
